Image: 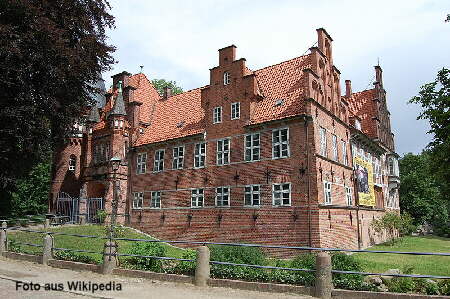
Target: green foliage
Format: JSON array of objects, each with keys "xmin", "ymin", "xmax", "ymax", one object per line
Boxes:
[
  {"xmin": 288, "ymin": 253, "xmax": 316, "ymax": 286},
  {"xmin": 0, "ymin": 0, "xmax": 115, "ymax": 193},
  {"xmin": 103, "ymin": 224, "xmax": 126, "ymax": 238},
  {"xmin": 331, "ymin": 253, "xmax": 369, "ymax": 290},
  {"xmin": 209, "ymin": 245, "xmax": 269, "ymax": 281},
  {"xmin": 171, "ymin": 250, "xmax": 197, "ymax": 275},
  {"xmin": 127, "ymin": 242, "xmax": 166, "ymax": 272},
  {"xmin": 386, "ymin": 266, "xmax": 414, "ymax": 293},
  {"xmin": 438, "ymin": 280, "xmax": 450, "ymax": 296},
  {"xmin": 10, "ymin": 161, "xmax": 51, "ymax": 217},
  {"xmin": 96, "ymin": 210, "xmax": 107, "ymax": 224},
  {"xmin": 372, "ymin": 212, "xmax": 416, "ymax": 245},
  {"xmin": 409, "ymin": 68, "xmax": 450, "ymax": 228},
  {"xmin": 54, "ymin": 250, "xmax": 98, "ymax": 264},
  {"xmin": 151, "ymin": 79, "xmax": 183, "ymax": 96},
  {"xmin": 399, "ymin": 152, "xmax": 448, "ymax": 233},
  {"xmin": 413, "ymin": 279, "xmax": 439, "ymax": 295}
]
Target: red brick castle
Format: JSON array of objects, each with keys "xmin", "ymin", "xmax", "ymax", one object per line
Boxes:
[{"xmin": 50, "ymin": 28, "xmax": 400, "ymax": 250}]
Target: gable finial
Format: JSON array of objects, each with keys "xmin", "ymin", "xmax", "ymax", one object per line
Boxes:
[{"xmin": 140, "ymin": 65, "xmax": 144, "ymax": 73}]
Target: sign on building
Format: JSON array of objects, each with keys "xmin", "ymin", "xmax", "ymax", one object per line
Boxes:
[{"xmin": 354, "ymin": 157, "xmax": 375, "ymax": 206}]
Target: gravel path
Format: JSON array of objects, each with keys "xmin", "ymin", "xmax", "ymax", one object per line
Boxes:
[{"xmin": 0, "ymin": 257, "xmax": 313, "ymax": 299}]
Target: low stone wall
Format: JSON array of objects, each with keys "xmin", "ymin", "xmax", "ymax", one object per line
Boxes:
[{"xmin": 2, "ymin": 250, "xmax": 448, "ymax": 299}]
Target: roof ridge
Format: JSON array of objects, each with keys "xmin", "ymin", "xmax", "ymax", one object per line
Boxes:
[{"xmin": 254, "ymin": 53, "xmax": 310, "ymax": 73}]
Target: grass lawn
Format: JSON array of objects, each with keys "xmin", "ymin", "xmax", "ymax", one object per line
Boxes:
[
  {"xmin": 353, "ymin": 235, "xmax": 450, "ymax": 276},
  {"xmin": 7, "ymin": 224, "xmax": 186, "ymax": 264}
]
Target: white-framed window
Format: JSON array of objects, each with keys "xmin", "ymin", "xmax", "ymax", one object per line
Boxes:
[
  {"xmin": 323, "ymin": 181, "xmax": 332, "ymax": 204},
  {"xmin": 153, "ymin": 149, "xmax": 165, "ymax": 172},
  {"xmin": 194, "ymin": 142, "xmax": 206, "ymax": 168},
  {"xmin": 244, "ymin": 185, "xmax": 260, "ymax": 206},
  {"xmin": 213, "ymin": 106, "xmax": 222, "ymax": 124},
  {"xmin": 191, "ymin": 189, "xmax": 204, "ymax": 208},
  {"xmin": 215, "ymin": 187, "xmax": 230, "ymax": 206},
  {"xmin": 355, "ymin": 119, "xmax": 362, "ymax": 130},
  {"xmin": 272, "ymin": 128, "xmax": 289, "ymax": 159},
  {"xmin": 342, "ymin": 140, "xmax": 348, "ymax": 166},
  {"xmin": 114, "ymin": 119, "xmax": 119, "ymax": 128},
  {"xmin": 345, "ymin": 186, "xmax": 353, "ymax": 206},
  {"xmin": 231, "ymin": 102, "xmax": 240, "ymax": 120},
  {"xmin": 136, "ymin": 153, "xmax": 147, "ymax": 174},
  {"xmin": 332, "ymin": 134, "xmax": 338, "ymax": 161},
  {"xmin": 132, "ymin": 192, "xmax": 143, "ymax": 209},
  {"xmin": 272, "ymin": 183, "xmax": 291, "ymax": 206},
  {"xmin": 319, "ymin": 127, "xmax": 327, "ymax": 157},
  {"xmin": 245, "ymin": 133, "xmax": 260, "ymax": 162},
  {"xmin": 388, "ymin": 157, "xmax": 395, "ymax": 176},
  {"xmin": 172, "ymin": 146, "xmax": 184, "ymax": 169},
  {"xmin": 151, "ymin": 191, "xmax": 161, "ymax": 208},
  {"xmin": 68, "ymin": 155, "xmax": 76, "ymax": 171},
  {"xmin": 216, "ymin": 138, "xmax": 230, "ymax": 165},
  {"xmin": 223, "ymin": 72, "xmax": 230, "ymax": 85}
]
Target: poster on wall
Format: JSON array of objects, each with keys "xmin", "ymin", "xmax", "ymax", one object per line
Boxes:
[{"xmin": 354, "ymin": 157, "xmax": 376, "ymax": 206}]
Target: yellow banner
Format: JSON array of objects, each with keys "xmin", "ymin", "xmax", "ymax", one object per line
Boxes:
[{"xmin": 354, "ymin": 157, "xmax": 375, "ymax": 206}]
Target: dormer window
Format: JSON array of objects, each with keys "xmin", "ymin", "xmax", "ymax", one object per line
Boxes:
[
  {"xmin": 223, "ymin": 72, "xmax": 230, "ymax": 85},
  {"xmin": 114, "ymin": 119, "xmax": 119, "ymax": 128},
  {"xmin": 355, "ymin": 119, "xmax": 361, "ymax": 130}
]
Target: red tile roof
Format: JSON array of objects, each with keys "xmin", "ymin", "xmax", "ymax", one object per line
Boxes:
[
  {"xmin": 134, "ymin": 88, "xmax": 204, "ymax": 146},
  {"xmin": 250, "ymin": 54, "xmax": 312, "ymax": 124},
  {"xmin": 94, "ymin": 54, "xmax": 315, "ymax": 146},
  {"xmin": 346, "ymin": 88, "xmax": 378, "ymax": 137}
]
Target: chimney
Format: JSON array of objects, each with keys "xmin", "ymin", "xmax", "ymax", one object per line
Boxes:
[
  {"xmin": 218, "ymin": 45, "xmax": 236, "ymax": 66},
  {"xmin": 345, "ymin": 80, "xmax": 352, "ymax": 97},
  {"xmin": 374, "ymin": 65, "xmax": 383, "ymax": 87},
  {"xmin": 163, "ymin": 86, "xmax": 172, "ymax": 99}
]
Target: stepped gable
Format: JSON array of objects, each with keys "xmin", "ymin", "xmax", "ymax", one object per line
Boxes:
[{"xmin": 346, "ymin": 88, "xmax": 378, "ymax": 137}]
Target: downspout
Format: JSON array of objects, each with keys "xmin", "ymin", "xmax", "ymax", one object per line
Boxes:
[{"xmin": 304, "ymin": 117, "xmax": 312, "ymax": 247}]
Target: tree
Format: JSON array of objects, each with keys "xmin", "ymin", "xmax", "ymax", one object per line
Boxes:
[
  {"xmin": 151, "ymin": 79, "xmax": 183, "ymax": 96},
  {"xmin": 398, "ymin": 152, "xmax": 446, "ymax": 228},
  {"xmin": 0, "ymin": 0, "xmax": 116, "ymax": 193},
  {"xmin": 10, "ymin": 160, "xmax": 51, "ymax": 217},
  {"xmin": 409, "ymin": 68, "xmax": 450, "ymax": 205}
]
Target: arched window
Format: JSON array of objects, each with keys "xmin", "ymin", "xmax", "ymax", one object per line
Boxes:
[
  {"xmin": 223, "ymin": 72, "xmax": 230, "ymax": 85},
  {"xmin": 69, "ymin": 155, "xmax": 76, "ymax": 171}
]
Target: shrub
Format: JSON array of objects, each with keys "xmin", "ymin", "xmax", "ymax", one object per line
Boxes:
[
  {"xmin": 54, "ymin": 250, "xmax": 98, "ymax": 264},
  {"xmin": 413, "ymin": 279, "xmax": 439, "ymax": 295},
  {"xmin": 96, "ymin": 210, "xmax": 107, "ymax": 224},
  {"xmin": 103, "ymin": 224, "xmax": 126, "ymax": 238},
  {"xmin": 289, "ymin": 253, "xmax": 316, "ymax": 286},
  {"xmin": 386, "ymin": 266, "xmax": 415, "ymax": 293},
  {"xmin": 331, "ymin": 253, "xmax": 368, "ymax": 290},
  {"xmin": 171, "ymin": 250, "xmax": 197, "ymax": 275},
  {"xmin": 127, "ymin": 242, "xmax": 166, "ymax": 272},
  {"xmin": 209, "ymin": 245, "xmax": 268, "ymax": 281},
  {"xmin": 372, "ymin": 212, "xmax": 417, "ymax": 245},
  {"xmin": 438, "ymin": 279, "xmax": 450, "ymax": 296},
  {"xmin": 8, "ymin": 239, "xmax": 21, "ymax": 253}
]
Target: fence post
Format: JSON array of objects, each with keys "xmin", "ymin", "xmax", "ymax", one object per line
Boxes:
[
  {"xmin": 194, "ymin": 246, "xmax": 210, "ymax": 287},
  {"xmin": 0, "ymin": 221, "xmax": 7, "ymax": 254},
  {"xmin": 42, "ymin": 233, "xmax": 54, "ymax": 265},
  {"xmin": 101, "ymin": 240, "xmax": 117, "ymax": 275},
  {"xmin": 315, "ymin": 252, "xmax": 333, "ymax": 299}
]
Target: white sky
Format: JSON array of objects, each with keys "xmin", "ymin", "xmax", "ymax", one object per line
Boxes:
[{"xmin": 103, "ymin": 0, "xmax": 450, "ymax": 155}]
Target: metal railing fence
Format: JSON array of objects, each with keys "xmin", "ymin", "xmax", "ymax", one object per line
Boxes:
[{"xmin": 2, "ymin": 226, "xmax": 450, "ymax": 280}]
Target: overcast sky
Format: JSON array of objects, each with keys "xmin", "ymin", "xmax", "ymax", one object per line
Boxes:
[{"xmin": 102, "ymin": 0, "xmax": 450, "ymax": 155}]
